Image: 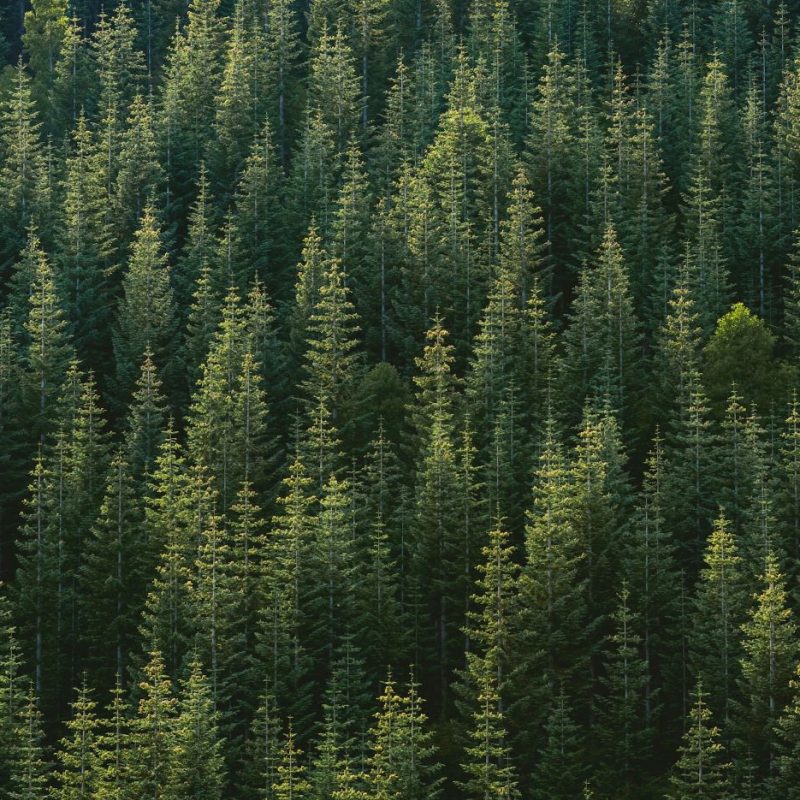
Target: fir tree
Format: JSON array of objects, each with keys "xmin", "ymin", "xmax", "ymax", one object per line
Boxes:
[
  {"xmin": 113, "ymin": 204, "xmax": 177, "ymax": 407},
  {"xmin": 690, "ymin": 513, "xmax": 748, "ymax": 727},
  {"xmin": 772, "ymin": 663, "xmax": 800, "ymax": 800},
  {"xmin": 167, "ymin": 658, "xmax": 225, "ymax": 799},
  {"xmin": 8, "ymin": 686, "xmax": 49, "ymax": 800},
  {"xmin": 561, "ymin": 225, "xmax": 641, "ymax": 427},
  {"xmin": 529, "ymin": 689, "xmax": 585, "ymax": 800},
  {"xmin": 594, "ymin": 584, "xmax": 652, "ymax": 797},
  {"xmin": 362, "ymin": 673, "xmax": 442, "ymax": 800},
  {"xmin": 273, "ymin": 723, "xmax": 311, "ymax": 800},
  {"xmin": 18, "ymin": 231, "xmax": 74, "ymax": 445},
  {"xmin": 51, "ymin": 680, "xmax": 100, "ymax": 800},
  {"xmin": 0, "ymin": 64, "xmax": 48, "ymax": 276},
  {"xmin": 124, "ymin": 650, "xmax": 177, "ymax": 799},
  {"xmin": 668, "ymin": 682, "xmax": 732, "ymax": 800},
  {"xmin": 735, "ymin": 552, "xmax": 799, "ymax": 778}
]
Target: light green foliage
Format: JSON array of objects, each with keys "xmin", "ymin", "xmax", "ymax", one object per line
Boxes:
[
  {"xmin": 668, "ymin": 682, "xmax": 732, "ymax": 800},
  {"xmin": 703, "ymin": 303, "xmax": 795, "ymax": 413},
  {"xmin": 735, "ymin": 552, "xmax": 798, "ymax": 777},
  {"xmin": 113, "ymin": 205, "xmax": 177, "ymax": 406}
]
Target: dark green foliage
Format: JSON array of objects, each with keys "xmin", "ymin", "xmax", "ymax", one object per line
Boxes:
[{"xmin": 5, "ymin": 4, "xmax": 800, "ymax": 799}]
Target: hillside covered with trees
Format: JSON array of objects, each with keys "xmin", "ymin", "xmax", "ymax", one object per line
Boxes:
[{"xmin": 5, "ymin": 0, "xmax": 800, "ymax": 797}]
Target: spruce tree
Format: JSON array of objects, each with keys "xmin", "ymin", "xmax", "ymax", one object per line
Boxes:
[
  {"xmin": 124, "ymin": 650, "xmax": 177, "ymax": 799},
  {"xmin": 167, "ymin": 658, "xmax": 225, "ymax": 800},
  {"xmin": 78, "ymin": 452, "xmax": 145, "ymax": 693},
  {"xmin": 561, "ymin": 225, "xmax": 641, "ymax": 427},
  {"xmin": 458, "ymin": 662, "xmax": 520, "ymax": 800},
  {"xmin": 113, "ymin": 204, "xmax": 177, "ymax": 407},
  {"xmin": 362, "ymin": 673, "xmax": 442, "ymax": 800},
  {"xmin": 300, "ymin": 255, "xmax": 363, "ymax": 476},
  {"xmin": 772, "ymin": 664, "xmax": 800, "ymax": 800},
  {"xmin": 113, "ymin": 94, "xmax": 164, "ymax": 248},
  {"xmin": 8, "ymin": 686, "xmax": 49, "ymax": 800},
  {"xmin": 524, "ymin": 43, "xmax": 583, "ymax": 281},
  {"xmin": 22, "ymin": 0, "xmax": 69, "ymax": 116},
  {"xmin": 229, "ymin": 120, "xmax": 284, "ymax": 299},
  {"xmin": 273, "ymin": 723, "xmax": 311, "ymax": 800},
  {"xmin": 51, "ymin": 680, "xmax": 100, "ymax": 800},
  {"xmin": 123, "ymin": 350, "xmax": 168, "ymax": 485},
  {"xmin": 593, "ymin": 584, "xmax": 652, "ymax": 797},
  {"xmin": 257, "ymin": 449, "xmax": 315, "ymax": 723},
  {"xmin": 0, "ymin": 64, "xmax": 48, "ymax": 277},
  {"xmin": 262, "ymin": 0, "xmax": 301, "ymax": 166},
  {"xmin": 623, "ymin": 432, "xmax": 680, "ymax": 727},
  {"xmin": 56, "ymin": 113, "xmax": 115, "ymax": 371},
  {"xmin": 690, "ymin": 513, "xmax": 748, "ymax": 727},
  {"xmin": 529, "ymin": 689, "xmax": 586, "ymax": 800},
  {"xmin": 668, "ymin": 682, "xmax": 732, "ymax": 800},
  {"xmin": 410, "ymin": 318, "xmax": 466, "ymax": 715},
  {"xmin": 19, "ymin": 232, "xmax": 73, "ymax": 446},
  {"xmin": 512, "ymin": 418, "xmax": 589, "ymax": 756},
  {"xmin": 735, "ymin": 552, "xmax": 798, "ymax": 778},
  {"xmin": 0, "ymin": 589, "xmax": 26, "ymax": 791}
]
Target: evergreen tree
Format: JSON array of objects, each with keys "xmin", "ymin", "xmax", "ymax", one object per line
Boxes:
[
  {"xmin": 124, "ymin": 650, "xmax": 177, "ymax": 799},
  {"xmin": 0, "ymin": 64, "xmax": 48, "ymax": 277},
  {"xmin": 90, "ymin": 3, "xmax": 147, "ymax": 123},
  {"xmin": 362, "ymin": 673, "xmax": 442, "ymax": 800},
  {"xmin": 623, "ymin": 432, "xmax": 680, "ymax": 728},
  {"xmin": 51, "ymin": 680, "xmax": 100, "ymax": 800},
  {"xmin": 524, "ymin": 43, "xmax": 583, "ymax": 282},
  {"xmin": 300, "ymin": 255, "xmax": 364, "ymax": 475},
  {"xmin": 157, "ymin": 0, "xmax": 223, "ymax": 216},
  {"xmin": 668, "ymin": 682, "xmax": 732, "ymax": 800},
  {"xmin": 594, "ymin": 584, "xmax": 652, "ymax": 797},
  {"xmin": 78, "ymin": 452, "xmax": 145, "ymax": 693},
  {"xmin": 207, "ymin": 1, "xmax": 266, "ymax": 200},
  {"xmin": 772, "ymin": 663, "xmax": 800, "ymax": 800},
  {"xmin": 22, "ymin": 0, "xmax": 69, "ymax": 116},
  {"xmin": 512, "ymin": 418, "xmax": 589, "ymax": 756},
  {"xmin": 257, "ymin": 448, "xmax": 315, "ymax": 724},
  {"xmin": 0, "ymin": 589, "xmax": 26, "ymax": 792},
  {"xmin": 561, "ymin": 225, "xmax": 641, "ymax": 427},
  {"xmin": 113, "ymin": 204, "xmax": 177, "ymax": 407},
  {"xmin": 229, "ymin": 120, "xmax": 284, "ymax": 300},
  {"xmin": 240, "ymin": 680, "xmax": 282, "ymax": 800},
  {"xmin": 273, "ymin": 723, "xmax": 311, "ymax": 800},
  {"xmin": 113, "ymin": 94, "xmax": 163, "ymax": 248},
  {"xmin": 662, "ymin": 375, "xmax": 719, "ymax": 561},
  {"xmin": 458, "ymin": 662, "xmax": 520, "ymax": 800},
  {"xmin": 167, "ymin": 658, "xmax": 225, "ymax": 799},
  {"xmin": 690, "ymin": 513, "xmax": 748, "ymax": 727},
  {"xmin": 8, "ymin": 687, "xmax": 49, "ymax": 800},
  {"xmin": 735, "ymin": 552, "xmax": 798, "ymax": 778},
  {"xmin": 139, "ymin": 425, "xmax": 203, "ymax": 674},
  {"xmin": 262, "ymin": 0, "xmax": 301, "ymax": 166},
  {"xmin": 410, "ymin": 318, "xmax": 465, "ymax": 715},
  {"xmin": 457, "ymin": 523, "xmax": 520, "ymax": 799},
  {"xmin": 56, "ymin": 113, "xmax": 115, "ymax": 371},
  {"xmin": 18, "ymin": 231, "xmax": 73, "ymax": 446},
  {"xmin": 529, "ymin": 689, "xmax": 586, "ymax": 800},
  {"xmin": 124, "ymin": 350, "xmax": 168, "ymax": 484}
]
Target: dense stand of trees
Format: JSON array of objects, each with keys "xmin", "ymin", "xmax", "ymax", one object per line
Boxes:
[{"xmin": 6, "ymin": 0, "xmax": 800, "ymax": 798}]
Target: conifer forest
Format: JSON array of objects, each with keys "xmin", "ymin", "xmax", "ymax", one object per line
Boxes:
[{"xmin": 12, "ymin": 0, "xmax": 800, "ymax": 797}]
